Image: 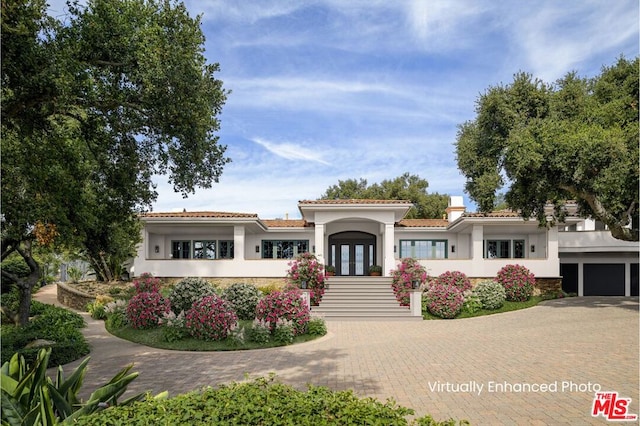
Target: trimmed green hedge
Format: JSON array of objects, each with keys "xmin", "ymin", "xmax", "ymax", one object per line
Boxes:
[
  {"xmin": 74, "ymin": 376, "xmax": 468, "ymax": 425},
  {"xmin": 1, "ymin": 300, "xmax": 89, "ymax": 367}
]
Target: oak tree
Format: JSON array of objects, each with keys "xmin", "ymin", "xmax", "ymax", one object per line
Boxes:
[
  {"xmin": 456, "ymin": 57, "xmax": 638, "ymax": 241},
  {"xmin": 1, "ymin": 0, "xmax": 229, "ymax": 325}
]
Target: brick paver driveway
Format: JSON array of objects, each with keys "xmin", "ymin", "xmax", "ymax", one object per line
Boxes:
[{"xmin": 40, "ymin": 286, "xmax": 638, "ymax": 425}]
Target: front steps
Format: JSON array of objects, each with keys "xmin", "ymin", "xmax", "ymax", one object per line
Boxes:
[{"xmin": 311, "ymin": 276, "xmax": 421, "ymax": 320}]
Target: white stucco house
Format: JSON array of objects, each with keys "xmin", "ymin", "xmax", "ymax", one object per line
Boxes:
[{"xmin": 133, "ymin": 196, "xmax": 639, "ymax": 297}]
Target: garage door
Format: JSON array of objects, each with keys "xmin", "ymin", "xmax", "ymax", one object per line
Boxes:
[{"xmin": 583, "ymin": 264, "xmax": 625, "ymax": 296}]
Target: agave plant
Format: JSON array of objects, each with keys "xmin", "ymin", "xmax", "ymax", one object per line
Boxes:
[{"xmin": 1, "ymin": 348, "xmax": 167, "ymax": 425}]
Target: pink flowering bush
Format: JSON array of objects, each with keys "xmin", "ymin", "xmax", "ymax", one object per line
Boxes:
[
  {"xmin": 496, "ymin": 264, "xmax": 535, "ymax": 302},
  {"xmin": 126, "ymin": 291, "xmax": 170, "ymax": 329},
  {"xmin": 255, "ymin": 289, "xmax": 310, "ymax": 336},
  {"xmin": 390, "ymin": 258, "xmax": 428, "ymax": 306},
  {"xmin": 133, "ymin": 272, "xmax": 162, "ymax": 294},
  {"xmin": 285, "ymin": 253, "xmax": 326, "ymax": 305},
  {"xmin": 185, "ymin": 295, "xmax": 238, "ymax": 341},
  {"xmin": 433, "ymin": 271, "xmax": 472, "ymax": 292},
  {"xmin": 424, "ymin": 284, "xmax": 464, "ymax": 319}
]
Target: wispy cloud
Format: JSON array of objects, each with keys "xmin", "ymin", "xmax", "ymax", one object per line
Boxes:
[{"xmin": 250, "ymin": 137, "xmax": 331, "ymax": 165}]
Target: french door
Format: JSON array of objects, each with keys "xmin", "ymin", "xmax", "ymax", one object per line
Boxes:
[{"xmin": 328, "ymin": 232, "xmax": 376, "ymax": 276}]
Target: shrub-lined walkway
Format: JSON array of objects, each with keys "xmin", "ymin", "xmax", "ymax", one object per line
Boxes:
[{"xmin": 37, "ymin": 285, "xmax": 639, "ymax": 425}]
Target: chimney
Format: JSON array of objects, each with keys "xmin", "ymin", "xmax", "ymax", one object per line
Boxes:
[{"xmin": 446, "ymin": 196, "xmax": 465, "ymax": 222}]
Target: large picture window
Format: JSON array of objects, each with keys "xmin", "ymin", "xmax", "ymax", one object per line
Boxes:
[
  {"xmin": 218, "ymin": 240, "xmax": 234, "ymax": 259},
  {"xmin": 400, "ymin": 240, "xmax": 447, "ymax": 259},
  {"xmin": 193, "ymin": 241, "xmax": 216, "ymax": 259},
  {"xmin": 262, "ymin": 240, "xmax": 308, "ymax": 259},
  {"xmin": 170, "ymin": 239, "xmax": 233, "ymax": 259},
  {"xmin": 485, "ymin": 239, "xmax": 525, "ymax": 259},
  {"xmin": 171, "ymin": 241, "xmax": 191, "ymax": 259}
]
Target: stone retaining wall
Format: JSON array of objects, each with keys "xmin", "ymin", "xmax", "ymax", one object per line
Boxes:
[{"xmin": 57, "ymin": 283, "xmax": 95, "ymax": 310}]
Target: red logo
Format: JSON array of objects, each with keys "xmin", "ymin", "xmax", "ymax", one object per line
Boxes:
[{"xmin": 591, "ymin": 391, "xmax": 638, "ymax": 422}]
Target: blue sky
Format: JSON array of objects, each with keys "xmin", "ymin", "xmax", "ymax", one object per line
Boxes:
[{"xmin": 50, "ymin": 1, "xmax": 640, "ymax": 219}]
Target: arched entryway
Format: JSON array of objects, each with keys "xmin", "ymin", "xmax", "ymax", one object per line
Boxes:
[{"xmin": 328, "ymin": 231, "xmax": 376, "ymax": 276}]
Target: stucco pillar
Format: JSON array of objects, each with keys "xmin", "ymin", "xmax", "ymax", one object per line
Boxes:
[
  {"xmin": 314, "ymin": 222, "xmax": 325, "ymax": 265},
  {"xmin": 233, "ymin": 225, "xmax": 245, "ymax": 261},
  {"xmin": 471, "ymin": 224, "xmax": 484, "ymax": 276},
  {"xmin": 547, "ymin": 226, "xmax": 559, "ymax": 275},
  {"xmin": 384, "ymin": 223, "xmax": 395, "ymax": 276}
]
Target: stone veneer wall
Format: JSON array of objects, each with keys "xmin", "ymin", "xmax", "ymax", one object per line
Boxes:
[
  {"xmin": 162, "ymin": 277, "xmax": 287, "ymax": 290},
  {"xmin": 467, "ymin": 277, "xmax": 562, "ymax": 296},
  {"xmin": 57, "ymin": 283, "xmax": 95, "ymax": 310}
]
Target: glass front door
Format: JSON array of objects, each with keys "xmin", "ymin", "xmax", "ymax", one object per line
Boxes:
[{"xmin": 329, "ymin": 232, "xmax": 376, "ymax": 276}]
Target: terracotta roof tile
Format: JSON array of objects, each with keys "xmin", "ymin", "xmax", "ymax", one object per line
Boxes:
[
  {"xmin": 462, "ymin": 211, "xmax": 521, "ymax": 218},
  {"xmin": 262, "ymin": 219, "xmax": 309, "ymax": 228},
  {"xmin": 299, "ymin": 199, "xmax": 412, "ymax": 205},
  {"xmin": 141, "ymin": 211, "xmax": 258, "ymax": 219},
  {"xmin": 398, "ymin": 219, "xmax": 448, "ymax": 227}
]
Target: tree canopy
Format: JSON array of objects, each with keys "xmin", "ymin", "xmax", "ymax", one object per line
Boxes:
[
  {"xmin": 1, "ymin": 0, "xmax": 229, "ymax": 324},
  {"xmin": 456, "ymin": 57, "xmax": 639, "ymax": 241},
  {"xmin": 320, "ymin": 173, "xmax": 449, "ymax": 219}
]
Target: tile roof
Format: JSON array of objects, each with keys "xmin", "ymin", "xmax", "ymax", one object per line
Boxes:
[
  {"xmin": 398, "ymin": 219, "xmax": 449, "ymax": 227},
  {"xmin": 140, "ymin": 211, "xmax": 258, "ymax": 219},
  {"xmin": 299, "ymin": 199, "xmax": 412, "ymax": 205},
  {"xmin": 262, "ymin": 219, "xmax": 309, "ymax": 228},
  {"xmin": 462, "ymin": 211, "xmax": 521, "ymax": 218}
]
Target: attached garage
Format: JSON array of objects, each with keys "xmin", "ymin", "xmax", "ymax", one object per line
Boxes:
[{"xmin": 583, "ymin": 264, "xmax": 625, "ymax": 296}]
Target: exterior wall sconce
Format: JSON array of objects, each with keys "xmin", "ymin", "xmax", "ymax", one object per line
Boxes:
[
  {"xmin": 394, "ymin": 245, "xmax": 397, "ymax": 253},
  {"xmin": 312, "ymin": 245, "xmax": 315, "ymax": 253},
  {"xmin": 530, "ymin": 245, "xmax": 535, "ymax": 253},
  {"xmin": 154, "ymin": 245, "xmax": 159, "ymax": 253},
  {"xmin": 451, "ymin": 245, "xmax": 456, "ymax": 253},
  {"xmin": 255, "ymin": 245, "xmax": 260, "ymax": 253}
]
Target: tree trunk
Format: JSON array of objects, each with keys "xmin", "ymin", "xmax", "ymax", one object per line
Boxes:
[{"xmin": 14, "ymin": 241, "xmax": 41, "ymax": 327}]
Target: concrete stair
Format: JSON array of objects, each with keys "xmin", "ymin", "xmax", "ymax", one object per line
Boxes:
[{"xmin": 311, "ymin": 276, "xmax": 420, "ymax": 320}]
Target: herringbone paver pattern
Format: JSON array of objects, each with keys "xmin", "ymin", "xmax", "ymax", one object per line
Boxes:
[{"xmin": 37, "ymin": 286, "xmax": 638, "ymax": 425}]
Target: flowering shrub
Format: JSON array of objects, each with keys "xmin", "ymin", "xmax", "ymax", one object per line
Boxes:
[
  {"xmin": 133, "ymin": 273, "xmax": 162, "ymax": 294},
  {"xmin": 496, "ymin": 264, "xmax": 535, "ymax": 302},
  {"xmin": 249, "ymin": 319, "xmax": 272, "ymax": 343},
  {"xmin": 221, "ymin": 283, "xmax": 262, "ymax": 320},
  {"xmin": 433, "ymin": 271, "xmax": 472, "ymax": 292},
  {"xmin": 285, "ymin": 253, "xmax": 325, "ymax": 305},
  {"xmin": 159, "ymin": 310, "xmax": 188, "ymax": 342},
  {"xmin": 306, "ymin": 317, "xmax": 327, "ymax": 336},
  {"xmin": 273, "ymin": 319, "xmax": 294, "ymax": 345},
  {"xmin": 473, "ymin": 280, "xmax": 506, "ymax": 310},
  {"xmin": 104, "ymin": 299, "xmax": 128, "ymax": 329},
  {"xmin": 462, "ymin": 290, "xmax": 483, "ymax": 314},
  {"xmin": 126, "ymin": 291, "xmax": 170, "ymax": 329},
  {"xmin": 185, "ymin": 295, "xmax": 238, "ymax": 341},
  {"xmin": 424, "ymin": 284, "xmax": 464, "ymax": 319},
  {"xmin": 390, "ymin": 258, "xmax": 428, "ymax": 306},
  {"xmin": 168, "ymin": 277, "xmax": 219, "ymax": 314},
  {"xmin": 255, "ymin": 289, "xmax": 310, "ymax": 336}
]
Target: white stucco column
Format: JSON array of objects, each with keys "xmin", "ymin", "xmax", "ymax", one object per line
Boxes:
[
  {"xmin": 471, "ymin": 225, "xmax": 484, "ymax": 276},
  {"xmin": 384, "ymin": 223, "xmax": 395, "ymax": 276},
  {"xmin": 314, "ymin": 222, "xmax": 325, "ymax": 264},
  {"xmin": 547, "ymin": 226, "xmax": 559, "ymax": 275},
  {"xmin": 233, "ymin": 225, "xmax": 245, "ymax": 261},
  {"xmin": 625, "ymin": 262, "xmax": 631, "ymax": 297}
]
